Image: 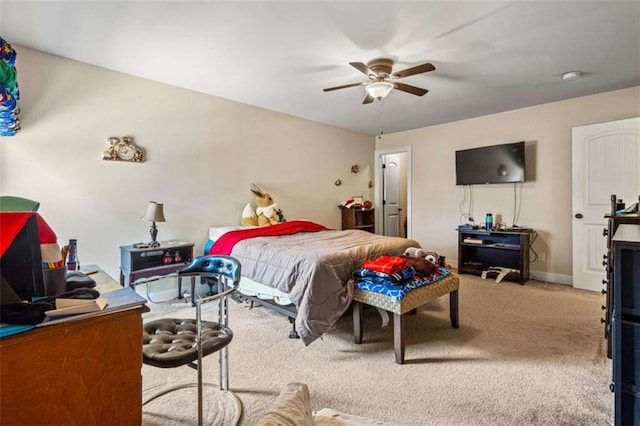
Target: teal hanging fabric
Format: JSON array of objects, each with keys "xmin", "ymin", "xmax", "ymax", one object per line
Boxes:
[{"xmin": 0, "ymin": 37, "xmax": 20, "ymax": 136}]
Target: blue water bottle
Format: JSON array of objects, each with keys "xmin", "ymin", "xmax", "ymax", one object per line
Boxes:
[{"xmin": 485, "ymin": 213, "xmax": 493, "ymax": 231}]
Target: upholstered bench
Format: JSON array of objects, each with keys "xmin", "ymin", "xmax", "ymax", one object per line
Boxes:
[{"xmin": 352, "ymin": 273, "xmax": 460, "ymax": 364}]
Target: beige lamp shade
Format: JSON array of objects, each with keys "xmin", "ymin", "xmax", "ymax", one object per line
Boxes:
[{"xmin": 142, "ymin": 202, "xmax": 166, "ymax": 222}]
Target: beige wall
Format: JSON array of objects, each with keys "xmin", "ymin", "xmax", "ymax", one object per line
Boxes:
[
  {"xmin": 1, "ymin": 47, "xmax": 374, "ymax": 279},
  {"xmin": 3, "ymin": 47, "xmax": 639, "ymax": 285},
  {"xmin": 377, "ymin": 86, "xmax": 640, "ymax": 283}
]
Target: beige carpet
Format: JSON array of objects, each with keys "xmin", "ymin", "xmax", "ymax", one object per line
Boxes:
[{"xmin": 141, "ymin": 274, "xmax": 613, "ymax": 425}]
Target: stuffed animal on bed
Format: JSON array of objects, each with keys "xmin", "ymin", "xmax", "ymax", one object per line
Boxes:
[
  {"xmin": 403, "ymin": 247, "xmax": 426, "ymax": 258},
  {"xmin": 241, "ymin": 183, "xmax": 286, "ymax": 226},
  {"xmin": 241, "ymin": 203, "xmax": 258, "ymax": 226}
]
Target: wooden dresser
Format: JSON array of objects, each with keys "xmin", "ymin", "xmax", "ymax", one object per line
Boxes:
[{"xmin": 0, "ymin": 267, "xmax": 148, "ymax": 426}]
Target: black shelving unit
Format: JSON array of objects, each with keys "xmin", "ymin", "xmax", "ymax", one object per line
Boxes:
[
  {"xmin": 457, "ymin": 227, "xmax": 531, "ymax": 284},
  {"xmin": 603, "ymin": 194, "xmax": 640, "ymax": 359},
  {"xmin": 611, "ymin": 224, "xmax": 640, "ymax": 426}
]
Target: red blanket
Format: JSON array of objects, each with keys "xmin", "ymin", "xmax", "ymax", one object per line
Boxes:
[
  {"xmin": 362, "ymin": 255, "xmax": 409, "ymax": 274},
  {"xmin": 207, "ymin": 220, "xmax": 328, "ymax": 255},
  {"xmin": 0, "ymin": 212, "xmax": 57, "ymax": 257}
]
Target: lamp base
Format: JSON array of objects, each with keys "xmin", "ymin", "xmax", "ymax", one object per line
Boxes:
[{"xmin": 149, "ymin": 222, "xmax": 160, "ymax": 248}]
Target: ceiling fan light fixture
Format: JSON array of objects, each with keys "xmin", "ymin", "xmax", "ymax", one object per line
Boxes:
[
  {"xmin": 562, "ymin": 71, "xmax": 582, "ymax": 81},
  {"xmin": 366, "ymin": 81, "xmax": 394, "ymax": 100}
]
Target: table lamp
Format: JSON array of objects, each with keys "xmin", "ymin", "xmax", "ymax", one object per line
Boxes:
[{"xmin": 142, "ymin": 201, "xmax": 166, "ymax": 247}]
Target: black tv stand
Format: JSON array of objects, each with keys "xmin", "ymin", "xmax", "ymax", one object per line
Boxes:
[{"xmin": 457, "ymin": 227, "xmax": 532, "ymax": 284}]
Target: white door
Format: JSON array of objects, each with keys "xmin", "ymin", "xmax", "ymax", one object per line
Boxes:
[
  {"xmin": 375, "ymin": 147, "xmax": 412, "ymax": 238},
  {"xmin": 572, "ymin": 117, "xmax": 640, "ymax": 291},
  {"xmin": 382, "ymin": 155, "xmax": 401, "ymax": 237}
]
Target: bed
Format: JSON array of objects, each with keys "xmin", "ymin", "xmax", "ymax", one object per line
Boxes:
[{"xmin": 205, "ymin": 220, "xmax": 420, "ymax": 345}]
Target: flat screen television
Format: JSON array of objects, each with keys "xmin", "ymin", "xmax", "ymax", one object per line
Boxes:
[
  {"xmin": 455, "ymin": 141, "xmax": 525, "ymax": 185},
  {"xmin": 0, "ymin": 213, "xmax": 46, "ymax": 301}
]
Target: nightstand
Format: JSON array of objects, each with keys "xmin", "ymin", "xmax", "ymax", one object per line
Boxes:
[{"xmin": 120, "ymin": 241, "xmax": 194, "ymax": 295}]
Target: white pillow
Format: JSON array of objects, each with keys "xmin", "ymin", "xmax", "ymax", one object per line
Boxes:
[{"xmin": 208, "ymin": 225, "xmax": 257, "ymax": 242}]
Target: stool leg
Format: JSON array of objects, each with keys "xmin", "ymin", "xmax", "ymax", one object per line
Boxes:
[
  {"xmin": 450, "ymin": 290, "xmax": 459, "ymax": 329},
  {"xmin": 353, "ymin": 301, "xmax": 363, "ymax": 344},
  {"xmin": 196, "ymin": 301, "xmax": 204, "ymax": 426},
  {"xmin": 394, "ymin": 313, "xmax": 404, "ymax": 364},
  {"xmin": 191, "ymin": 276, "xmax": 196, "ymax": 307},
  {"xmin": 218, "ymin": 277, "xmax": 230, "ymax": 391}
]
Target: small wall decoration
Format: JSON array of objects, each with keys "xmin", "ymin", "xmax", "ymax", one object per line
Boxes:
[
  {"xmin": 334, "ymin": 179, "xmax": 342, "ymax": 186},
  {"xmin": 103, "ymin": 136, "xmax": 145, "ymax": 162},
  {"xmin": 0, "ymin": 37, "xmax": 20, "ymax": 136},
  {"xmin": 368, "ymin": 180, "xmax": 373, "ymax": 188},
  {"xmin": 351, "ymin": 164, "xmax": 360, "ymax": 174}
]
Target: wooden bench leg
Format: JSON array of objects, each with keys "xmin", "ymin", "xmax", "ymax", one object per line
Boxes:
[
  {"xmin": 394, "ymin": 312, "xmax": 404, "ymax": 364},
  {"xmin": 450, "ymin": 289, "xmax": 459, "ymax": 329},
  {"xmin": 353, "ymin": 301, "xmax": 363, "ymax": 344}
]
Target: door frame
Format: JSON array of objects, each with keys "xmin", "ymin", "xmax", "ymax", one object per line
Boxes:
[{"xmin": 374, "ymin": 146, "xmax": 412, "ymax": 238}]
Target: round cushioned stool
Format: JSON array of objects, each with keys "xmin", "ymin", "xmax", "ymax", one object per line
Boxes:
[
  {"xmin": 143, "ymin": 319, "xmax": 233, "ymax": 368},
  {"xmin": 142, "ymin": 318, "xmax": 240, "ymax": 425},
  {"xmin": 138, "ymin": 255, "xmax": 242, "ymax": 426}
]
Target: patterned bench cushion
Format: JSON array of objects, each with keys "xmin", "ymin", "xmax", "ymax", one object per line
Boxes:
[
  {"xmin": 354, "ymin": 267, "xmax": 452, "ymax": 300},
  {"xmin": 353, "ymin": 273, "xmax": 460, "ymax": 315}
]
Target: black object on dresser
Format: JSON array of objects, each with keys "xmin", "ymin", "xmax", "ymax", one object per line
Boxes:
[
  {"xmin": 610, "ymin": 224, "xmax": 640, "ymax": 426},
  {"xmin": 120, "ymin": 241, "xmax": 194, "ymax": 287},
  {"xmin": 457, "ymin": 227, "xmax": 531, "ymax": 284}
]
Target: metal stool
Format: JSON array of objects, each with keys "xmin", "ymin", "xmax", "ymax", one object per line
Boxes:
[{"xmin": 141, "ymin": 255, "xmax": 241, "ymax": 425}]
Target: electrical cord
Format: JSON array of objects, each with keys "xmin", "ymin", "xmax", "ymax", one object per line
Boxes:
[
  {"xmin": 512, "ymin": 182, "xmax": 523, "ymax": 226},
  {"xmin": 458, "ymin": 185, "xmax": 469, "ymax": 223},
  {"xmin": 458, "ymin": 185, "xmax": 475, "ymax": 224},
  {"xmin": 469, "ymin": 185, "xmax": 474, "ymax": 223},
  {"xmin": 513, "ymin": 183, "xmax": 517, "ymax": 226}
]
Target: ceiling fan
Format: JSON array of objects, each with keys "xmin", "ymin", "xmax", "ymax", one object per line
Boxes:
[{"xmin": 323, "ymin": 58, "xmax": 435, "ymax": 104}]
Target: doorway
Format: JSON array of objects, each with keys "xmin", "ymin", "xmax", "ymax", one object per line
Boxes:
[
  {"xmin": 571, "ymin": 117, "xmax": 639, "ymax": 291},
  {"xmin": 374, "ymin": 147, "xmax": 411, "ymax": 237}
]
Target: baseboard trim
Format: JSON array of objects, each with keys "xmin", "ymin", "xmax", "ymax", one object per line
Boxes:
[
  {"xmin": 136, "ymin": 287, "xmax": 181, "ymax": 302},
  {"xmin": 528, "ymin": 270, "xmax": 572, "ymax": 286},
  {"xmin": 451, "ymin": 264, "xmax": 573, "ymax": 286}
]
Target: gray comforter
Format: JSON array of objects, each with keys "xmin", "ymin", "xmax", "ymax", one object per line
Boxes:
[{"xmin": 229, "ymin": 229, "xmax": 420, "ymax": 345}]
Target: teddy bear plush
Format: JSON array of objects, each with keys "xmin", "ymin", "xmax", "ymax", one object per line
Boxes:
[{"xmin": 241, "ymin": 183, "xmax": 285, "ymax": 226}]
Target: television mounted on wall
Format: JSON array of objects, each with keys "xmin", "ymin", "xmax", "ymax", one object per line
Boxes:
[{"xmin": 455, "ymin": 141, "xmax": 526, "ymax": 185}]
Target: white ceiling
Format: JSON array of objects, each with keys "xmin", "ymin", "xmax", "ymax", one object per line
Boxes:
[{"xmin": 2, "ymin": 1, "xmax": 639, "ymax": 135}]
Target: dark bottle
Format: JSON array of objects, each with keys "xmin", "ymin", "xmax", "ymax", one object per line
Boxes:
[
  {"xmin": 485, "ymin": 214, "xmax": 493, "ymax": 231},
  {"xmin": 67, "ymin": 239, "xmax": 79, "ymax": 270}
]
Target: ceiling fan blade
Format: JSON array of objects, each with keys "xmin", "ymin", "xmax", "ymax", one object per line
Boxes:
[
  {"xmin": 394, "ymin": 82, "xmax": 428, "ymax": 96},
  {"xmin": 392, "ymin": 62, "xmax": 436, "ymax": 79},
  {"xmin": 363, "ymin": 93, "xmax": 375, "ymax": 104},
  {"xmin": 350, "ymin": 62, "xmax": 375, "ymax": 78},
  {"xmin": 323, "ymin": 82, "xmax": 366, "ymax": 92}
]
